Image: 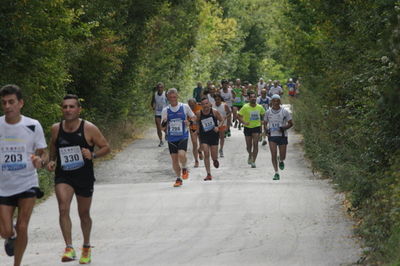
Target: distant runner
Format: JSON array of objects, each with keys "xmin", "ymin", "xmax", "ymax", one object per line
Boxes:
[
  {"xmin": 188, "ymin": 98, "xmax": 202, "ymax": 168},
  {"xmin": 237, "ymin": 92, "xmax": 265, "ymax": 168},
  {"xmin": 256, "ymin": 89, "xmax": 271, "ymax": 146},
  {"xmin": 213, "ymin": 93, "xmax": 231, "ymax": 158},
  {"xmin": 161, "ymin": 88, "xmax": 196, "ymax": 187},
  {"xmin": 232, "ymin": 79, "xmax": 244, "ymax": 130},
  {"xmin": 264, "ymin": 94, "xmax": 293, "ymax": 180},
  {"xmin": 151, "ymin": 82, "xmax": 168, "ymax": 147}
]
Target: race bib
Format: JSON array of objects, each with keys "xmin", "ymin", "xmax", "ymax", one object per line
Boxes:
[
  {"xmin": 59, "ymin": 146, "xmax": 84, "ymax": 171},
  {"xmin": 169, "ymin": 119, "xmax": 183, "ymax": 136},
  {"xmin": 270, "ymin": 121, "xmax": 282, "ymax": 132},
  {"xmin": 201, "ymin": 117, "xmax": 215, "ymax": 132},
  {"xmin": 250, "ymin": 111, "xmax": 260, "ymax": 121},
  {"xmin": 234, "ymin": 96, "xmax": 242, "ymax": 103},
  {"xmin": 156, "ymin": 104, "xmax": 164, "ymax": 112},
  {"xmin": 1, "ymin": 144, "xmax": 27, "ymax": 171}
]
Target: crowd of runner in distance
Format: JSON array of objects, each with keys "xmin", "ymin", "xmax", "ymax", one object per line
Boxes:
[{"xmin": 151, "ymin": 78, "xmax": 296, "ymax": 187}]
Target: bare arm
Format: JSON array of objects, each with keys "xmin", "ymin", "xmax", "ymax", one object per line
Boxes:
[
  {"xmin": 82, "ymin": 122, "xmax": 110, "ymax": 160},
  {"xmin": 46, "ymin": 123, "xmax": 60, "ymax": 171}
]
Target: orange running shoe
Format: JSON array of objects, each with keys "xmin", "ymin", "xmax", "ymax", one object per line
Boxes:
[
  {"xmin": 173, "ymin": 178, "xmax": 183, "ymax": 187},
  {"xmin": 182, "ymin": 168, "xmax": 189, "ymax": 179},
  {"xmin": 61, "ymin": 247, "xmax": 76, "ymax": 262},
  {"xmin": 204, "ymin": 174, "xmax": 212, "ymax": 181}
]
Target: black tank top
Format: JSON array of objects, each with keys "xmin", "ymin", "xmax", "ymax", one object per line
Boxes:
[
  {"xmin": 199, "ymin": 109, "xmax": 218, "ymax": 137},
  {"xmin": 55, "ymin": 120, "xmax": 95, "ymax": 181}
]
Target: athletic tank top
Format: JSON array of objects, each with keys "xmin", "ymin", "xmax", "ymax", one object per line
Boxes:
[
  {"xmin": 167, "ymin": 104, "xmax": 188, "ymax": 142},
  {"xmin": 154, "ymin": 91, "xmax": 167, "ymax": 115},
  {"xmin": 199, "ymin": 109, "xmax": 218, "ymax": 137},
  {"xmin": 215, "ymin": 103, "xmax": 227, "ymax": 126},
  {"xmin": 220, "ymin": 89, "xmax": 233, "ymax": 107},
  {"xmin": 55, "ymin": 120, "xmax": 94, "ymax": 181}
]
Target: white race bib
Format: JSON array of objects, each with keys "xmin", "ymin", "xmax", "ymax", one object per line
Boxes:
[
  {"xmin": 1, "ymin": 144, "xmax": 27, "ymax": 172},
  {"xmin": 59, "ymin": 146, "xmax": 84, "ymax": 171},
  {"xmin": 169, "ymin": 119, "xmax": 183, "ymax": 136},
  {"xmin": 250, "ymin": 111, "xmax": 260, "ymax": 121},
  {"xmin": 201, "ymin": 117, "xmax": 215, "ymax": 132}
]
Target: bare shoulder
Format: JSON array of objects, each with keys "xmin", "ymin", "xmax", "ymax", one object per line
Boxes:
[
  {"xmin": 51, "ymin": 122, "xmax": 61, "ymax": 132},
  {"xmin": 83, "ymin": 120, "xmax": 101, "ymax": 133}
]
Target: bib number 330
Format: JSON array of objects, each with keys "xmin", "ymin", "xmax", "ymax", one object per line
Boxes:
[{"xmin": 59, "ymin": 146, "xmax": 84, "ymax": 171}]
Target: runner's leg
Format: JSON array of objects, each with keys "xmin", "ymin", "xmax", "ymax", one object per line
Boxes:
[
  {"xmin": 76, "ymin": 196, "xmax": 93, "ymax": 246},
  {"xmin": 0, "ymin": 205, "xmax": 15, "ymax": 239},
  {"xmin": 245, "ymin": 135, "xmax": 252, "ymax": 160},
  {"xmin": 155, "ymin": 116, "xmax": 163, "ymax": 142},
  {"xmin": 170, "ymin": 153, "xmax": 181, "ymax": 177},
  {"xmin": 190, "ymin": 131, "xmax": 199, "ymax": 166},
  {"xmin": 55, "ymin": 183, "xmax": 75, "ymax": 246},
  {"xmin": 202, "ymin": 143, "xmax": 211, "ymax": 175},
  {"xmin": 251, "ymin": 133, "xmax": 260, "ymax": 162},
  {"xmin": 269, "ymin": 142, "xmax": 279, "ymax": 172},
  {"xmin": 210, "ymin": 144, "xmax": 218, "ymax": 163},
  {"xmin": 279, "ymin": 144, "xmax": 287, "ymax": 162},
  {"xmin": 14, "ymin": 197, "xmax": 36, "ymax": 266}
]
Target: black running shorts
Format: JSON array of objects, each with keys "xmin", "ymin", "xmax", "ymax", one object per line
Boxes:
[
  {"xmin": 55, "ymin": 177, "xmax": 94, "ymax": 197},
  {"xmin": 268, "ymin": 136, "xmax": 288, "ymax": 146},
  {"xmin": 244, "ymin": 126, "xmax": 261, "ymax": 136},
  {"xmin": 168, "ymin": 138, "xmax": 189, "ymax": 154},
  {"xmin": 0, "ymin": 187, "xmax": 43, "ymax": 206}
]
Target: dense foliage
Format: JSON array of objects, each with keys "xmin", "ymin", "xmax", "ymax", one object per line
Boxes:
[{"xmin": 279, "ymin": 0, "xmax": 400, "ymax": 264}]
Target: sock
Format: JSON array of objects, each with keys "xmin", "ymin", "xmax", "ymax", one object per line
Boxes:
[
  {"xmin": 66, "ymin": 244, "xmax": 74, "ymax": 249},
  {"xmin": 83, "ymin": 244, "xmax": 91, "ymax": 248}
]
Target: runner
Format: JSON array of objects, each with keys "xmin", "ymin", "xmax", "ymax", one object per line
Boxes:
[
  {"xmin": 256, "ymin": 89, "xmax": 271, "ymax": 146},
  {"xmin": 193, "ymin": 82, "xmax": 203, "ymax": 103},
  {"xmin": 237, "ymin": 92, "xmax": 265, "ymax": 168},
  {"xmin": 196, "ymin": 97, "xmax": 223, "ymax": 181},
  {"xmin": 151, "ymin": 82, "xmax": 168, "ymax": 147},
  {"xmin": 219, "ymin": 79, "xmax": 233, "ymax": 137},
  {"xmin": 0, "ymin": 84, "xmax": 47, "ymax": 266},
  {"xmin": 161, "ymin": 88, "xmax": 196, "ymax": 187},
  {"xmin": 187, "ymin": 98, "xmax": 202, "ymax": 168},
  {"xmin": 232, "ymin": 79, "xmax": 244, "ymax": 130},
  {"xmin": 287, "ymin": 78, "xmax": 296, "ymax": 97},
  {"xmin": 213, "ymin": 93, "xmax": 231, "ymax": 158},
  {"xmin": 269, "ymin": 80, "xmax": 283, "ymax": 96},
  {"xmin": 203, "ymin": 81, "xmax": 216, "ymax": 107},
  {"xmin": 47, "ymin": 94, "xmax": 110, "ymax": 264},
  {"xmin": 264, "ymin": 94, "xmax": 293, "ymax": 180},
  {"xmin": 257, "ymin": 78, "xmax": 267, "ymax": 96}
]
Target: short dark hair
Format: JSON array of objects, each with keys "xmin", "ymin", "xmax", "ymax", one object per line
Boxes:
[
  {"xmin": 214, "ymin": 93, "xmax": 223, "ymax": 101},
  {"xmin": 201, "ymin": 96, "xmax": 209, "ymax": 102},
  {"xmin": 0, "ymin": 84, "xmax": 23, "ymax": 100},
  {"xmin": 63, "ymin": 94, "xmax": 81, "ymax": 107}
]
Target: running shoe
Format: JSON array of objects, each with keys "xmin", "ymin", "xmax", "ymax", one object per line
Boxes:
[
  {"xmin": 182, "ymin": 168, "xmax": 189, "ymax": 179},
  {"xmin": 204, "ymin": 174, "xmax": 212, "ymax": 181},
  {"xmin": 262, "ymin": 140, "xmax": 267, "ymax": 146},
  {"xmin": 273, "ymin": 173, "xmax": 280, "ymax": 180},
  {"xmin": 198, "ymin": 150, "xmax": 203, "ymax": 160},
  {"xmin": 173, "ymin": 178, "xmax": 183, "ymax": 187},
  {"xmin": 219, "ymin": 150, "xmax": 224, "ymax": 158},
  {"xmin": 194, "ymin": 161, "xmax": 199, "ymax": 168},
  {"xmin": 251, "ymin": 162, "xmax": 256, "ymax": 168},
  {"xmin": 62, "ymin": 247, "xmax": 76, "ymax": 262},
  {"xmin": 279, "ymin": 161, "xmax": 285, "ymax": 170},
  {"xmin": 247, "ymin": 156, "xmax": 252, "ymax": 165},
  {"xmin": 4, "ymin": 236, "xmax": 16, "ymax": 256},
  {"xmin": 79, "ymin": 247, "xmax": 91, "ymax": 264},
  {"xmin": 158, "ymin": 140, "xmax": 164, "ymax": 147},
  {"xmin": 227, "ymin": 130, "xmax": 231, "ymax": 137},
  {"xmin": 213, "ymin": 160, "xmax": 219, "ymax": 168}
]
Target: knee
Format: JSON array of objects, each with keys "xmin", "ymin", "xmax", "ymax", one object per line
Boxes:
[
  {"xmin": 15, "ymin": 222, "xmax": 29, "ymax": 235},
  {"xmin": 58, "ymin": 204, "xmax": 71, "ymax": 217}
]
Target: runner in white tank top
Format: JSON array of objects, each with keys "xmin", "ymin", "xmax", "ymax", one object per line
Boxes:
[
  {"xmin": 214, "ymin": 93, "xmax": 232, "ymax": 158},
  {"xmin": 151, "ymin": 82, "xmax": 168, "ymax": 147}
]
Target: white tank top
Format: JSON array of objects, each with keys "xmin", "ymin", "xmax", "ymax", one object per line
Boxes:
[
  {"xmin": 215, "ymin": 103, "xmax": 228, "ymax": 126},
  {"xmin": 220, "ymin": 89, "xmax": 233, "ymax": 107},
  {"xmin": 154, "ymin": 92, "xmax": 167, "ymax": 116}
]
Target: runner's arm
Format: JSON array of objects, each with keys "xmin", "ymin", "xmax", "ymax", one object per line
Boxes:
[
  {"xmin": 84, "ymin": 122, "xmax": 111, "ymax": 160},
  {"xmin": 47, "ymin": 123, "xmax": 60, "ymax": 171}
]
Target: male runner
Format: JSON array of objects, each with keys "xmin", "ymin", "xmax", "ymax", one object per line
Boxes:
[
  {"xmin": 232, "ymin": 79, "xmax": 244, "ymax": 129},
  {"xmin": 257, "ymin": 89, "xmax": 271, "ymax": 146},
  {"xmin": 161, "ymin": 88, "xmax": 196, "ymax": 187},
  {"xmin": 287, "ymin": 78, "xmax": 296, "ymax": 97},
  {"xmin": 196, "ymin": 97, "xmax": 223, "ymax": 181},
  {"xmin": 264, "ymin": 94, "xmax": 293, "ymax": 180},
  {"xmin": 219, "ymin": 79, "xmax": 233, "ymax": 137},
  {"xmin": 269, "ymin": 80, "xmax": 283, "ymax": 96},
  {"xmin": 47, "ymin": 94, "xmax": 110, "ymax": 264},
  {"xmin": 237, "ymin": 92, "xmax": 265, "ymax": 168},
  {"xmin": 188, "ymin": 98, "xmax": 202, "ymax": 168},
  {"xmin": 151, "ymin": 82, "xmax": 168, "ymax": 147},
  {"xmin": 213, "ymin": 93, "xmax": 231, "ymax": 158},
  {"xmin": 0, "ymin": 85, "xmax": 47, "ymax": 266}
]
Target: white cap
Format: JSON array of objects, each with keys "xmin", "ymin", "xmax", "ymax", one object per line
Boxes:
[{"xmin": 271, "ymin": 94, "xmax": 281, "ymax": 100}]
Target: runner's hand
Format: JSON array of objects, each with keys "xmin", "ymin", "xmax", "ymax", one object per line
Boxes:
[
  {"xmin": 47, "ymin": 161, "xmax": 56, "ymax": 171},
  {"xmin": 31, "ymin": 155, "xmax": 44, "ymax": 169},
  {"xmin": 81, "ymin": 148, "xmax": 93, "ymax": 160}
]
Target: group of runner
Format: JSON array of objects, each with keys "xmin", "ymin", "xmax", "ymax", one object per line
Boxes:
[
  {"xmin": 0, "ymin": 84, "xmax": 110, "ymax": 265},
  {"xmin": 152, "ymin": 78, "xmax": 294, "ymax": 187}
]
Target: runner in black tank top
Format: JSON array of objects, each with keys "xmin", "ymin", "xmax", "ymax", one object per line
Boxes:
[
  {"xmin": 196, "ymin": 97, "xmax": 223, "ymax": 181},
  {"xmin": 55, "ymin": 120, "xmax": 95, "ymax": 184}
]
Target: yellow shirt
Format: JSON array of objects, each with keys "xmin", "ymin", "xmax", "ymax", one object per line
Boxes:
[{"xmin": 238, "ymin": 103, "xmax": 265, "ymax": 128}]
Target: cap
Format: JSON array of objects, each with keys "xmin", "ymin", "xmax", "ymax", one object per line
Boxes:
[{"xmin": 271, "ymin": 94, "xmax": 281, "ymax": 100}]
